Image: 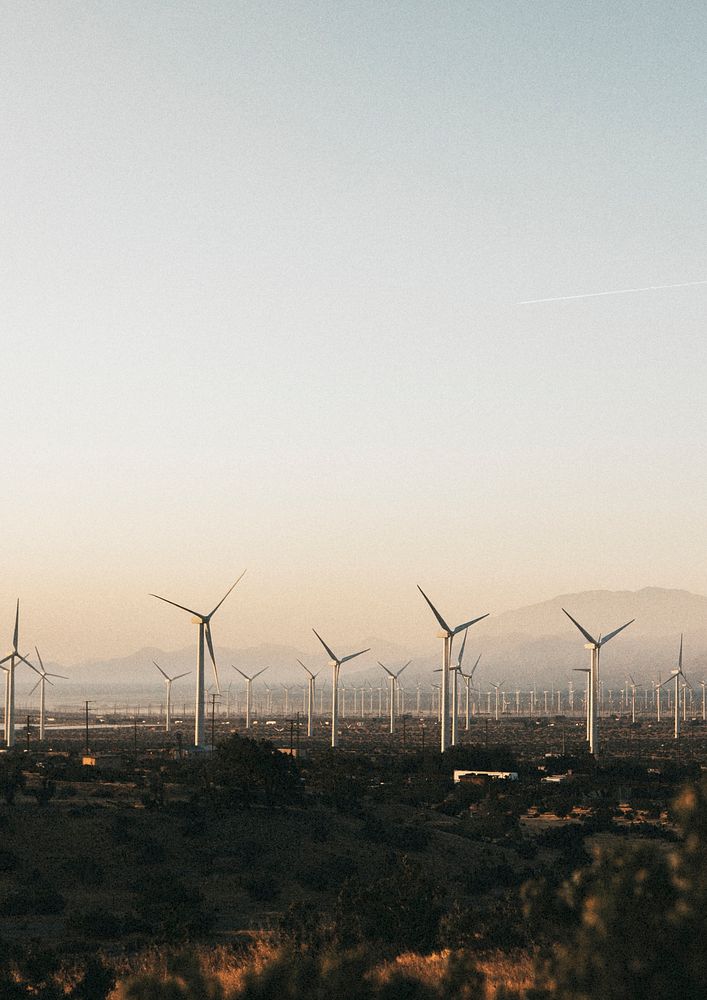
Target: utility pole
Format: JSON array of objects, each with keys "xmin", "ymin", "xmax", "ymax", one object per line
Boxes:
[
  {"xmin": 85, "ymin": 700, "xmax": 92, "ymax": 753},
  {"xmin": 26, "ymin": 715, "xmax": 31, "ymax": 751}
]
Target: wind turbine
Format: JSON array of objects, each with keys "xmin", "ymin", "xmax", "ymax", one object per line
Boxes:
[
  {"xmin": 627, "ymin": 674, "xmax": 640, "ymax": 724},
  {"xmin": 417, "ymin": 586, "xmax": 488, "ymax": 752},
  {"xmin": 297, "ymin": 660, "xmax": 321, "ymax": 737},
  {"xmin": 460, "ymin": 652, "xmax": 482, "ymax": 731},
  {"xmin": 490, "ymin": 680, "xmax": 504, "ymax": 721},
  {"xmin": 233, "ymin": 666, "xmax": 268, "ymax": 730},
  {"xmin": 378, "ymin": 661, "xmax": 410, "ymax": 735},
  {"xmin": 30, "ymin": 648, "xmax": 68, "ymax": 741},
  {"xmin": 563, "ymin": 609, "xmax": 634, "ymax": 756},
  {"xmin": 153, "ymin": 661, "xmax": 190, "ymax": 733},
  {"xmin": 0, "ymin": 601, "xmax": 41, "ymax": 747},
  {"xmin": 151, "ymin": 573, "xmax": 246, "ymax": 748},
  {"xmin": 312, "ymin": 629, "xmax": 369, "ymax": 748},
  {"xmin": 660, "ymin": 635, "xmax": 690, "ymax": 740}
]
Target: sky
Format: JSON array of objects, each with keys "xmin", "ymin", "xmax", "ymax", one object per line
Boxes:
[{"xmin": 1, "ymin": 1, "xmax": 706, "ymax": 664}]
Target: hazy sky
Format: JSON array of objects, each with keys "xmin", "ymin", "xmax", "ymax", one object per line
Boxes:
[{"xmin": 2, "ymin": 1, "xmax": 706, "ymax": 663}]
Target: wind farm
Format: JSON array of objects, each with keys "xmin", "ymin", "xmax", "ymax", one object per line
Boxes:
[{"xmin": 3, "ymin": 1, "xmax": 706, "ymax": 997}]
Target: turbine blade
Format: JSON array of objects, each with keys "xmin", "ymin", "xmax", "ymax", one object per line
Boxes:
[
  {"xmin": 232, "ymin": 666, "xmax": 250, "ymax": 680},
  {"xmin": 253, "ymin": 667, "xmax": 269, "ymax": 680},
  {"xmin": 470, "ymin": 654, "xmax": 482, "ymax": 677},
  {"xmin": 341, "ymin": 648, "xmax": 370, "ymax": 663},
  {"xmin": 297, "ymin": 659, "xmax": 314, "ymax": 678},
  {"xmin": 153, "ymin": 660, "xmax": 170, "ymax": 681},
  {"xmin": 456, "ymin": 629, "xmax": 469, "ymax": 668},
  {"xmin": 398, "ymin": 661, "xmax": 411, "ymax": 677},
  {"xmin": 208, "ymin": 570, "xmax": 247, "ymax": 619},
  {"xmin": 562, "ymin": 609, "xmax": 597, "ymax": 644},
  {"xmin": 151, "ymin": 594, "xmax": 202, "ymax": 618},
  {"xmin": 29, "ymin": 679, "xmax": 41, "ymax": 697},
  {"xmin": 205, "ymin": 624, "xmax": 220, "ymax": 694},
  {"xmin": 378, "ymin": 661, "xmax": 394, "ymax": 678},
  {"xmin": 679, "ymin": 633, "xmax": 683, "ymax": 669},
  {"xmin": 453, "ymin": 613, "xmax": 489, "ymax": 635},
  {"xmin": 34, "ymin": 646, "xmax": 45, "ymax": 673},
  {"xmin": 599, "ymin": 619, "xmax": 635, "ymax": 646},
  {"xmin": 18, "ymin": 653, "xmax": 41, "ymax": 676},
  {"xmin": 13, "ymin": 599, "xmax": 19, "ymax": 652},
  {"xmin": 173, "ymin": 672, "xmax": 191, "ymax": 681},
  {"xmin": 312, "ymin": 629, "xmax": 339, "ymax": 663},
  {"xmin": 417, "ymin": 586, "xmax": 451, "ymax": 633},
  {"xmin": 46, "ymin": 672, "xmax": 68, "ymax": 680}
]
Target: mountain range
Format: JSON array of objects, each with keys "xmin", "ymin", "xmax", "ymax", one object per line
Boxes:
[{"xmin": 20, "ymin": 588, "xmax": 707, "ymax": 704}]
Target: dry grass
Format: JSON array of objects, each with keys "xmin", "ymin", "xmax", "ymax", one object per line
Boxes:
[
  {"xmin": 376, "ymin": 948, "xmax": 535, "ymax": 998},
  {"xmin": 109, "ymin": 941, "xmax": 537, "ymax": 999}
]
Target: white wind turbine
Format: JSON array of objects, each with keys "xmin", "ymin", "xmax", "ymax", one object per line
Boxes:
[
  {"xmin": 30, "ymin": 648, "xmax": 68, "ymax": 741},
  {"xmin": 298, "ymin": 660, "xmax": 321, "ymax": 737},
  {"xmin": 0, "ymin": 601, "xmax": 41, "ymax": 748},
  {"xmin": 563, "ymin": 609, "xmax": 634, "ymax": 756},
  {"xmin": 460, "ymin": 641, "xmax": 482, "ymax": 732},
  {"xmin": 312, "ymin": 629, "xmax": 369, "ymax": 748},
  {"xmin": 417, "ymin": 586, "xmax": 488, "ymax": 752},
  {"xmin": 627, "ymin": 674, "xmax": 640, "ymax": 724},
  {"xmin": 378, "ymin": 660, "xmax": 410, "ymax": 735},
  {"xmin": 233, "ymin": 666, "xmax": 268, "ymax": 730},
  {"xmin": 660, "ymin": 635, "xmax": 690, "ymax": 740},
  {"xmin": 153, "ymin": 661, "xmax": 190, "ymax": 733},
  {"xmin": 151, "ymin": 573, "xmax": 246, "ymax": 748},
  {"xmin": 490, "ymin": 680, "xmax": 504, "ymax": 721}
]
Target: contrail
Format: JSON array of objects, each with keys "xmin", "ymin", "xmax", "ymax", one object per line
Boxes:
[{"xmin": 519, "ymin": 278, "xmax": 707, "ymax": 305}]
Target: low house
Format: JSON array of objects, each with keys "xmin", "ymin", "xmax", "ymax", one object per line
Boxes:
[{"xmin": 453, "ymin": 769, "xmax": 518, "ymax": 784}]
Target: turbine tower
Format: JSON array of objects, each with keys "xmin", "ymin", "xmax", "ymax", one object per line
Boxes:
[
  {"xmin": 153, "ymin": 661, "xmax": 190, "ymax": 733},
  {"xmin": 312, "ymin": 629, "xmax": 369, "ymax": 748},
  {"xmin": 378, "ymin": 660, "xmax": 410, "ymax": 735},
  {"xmin": 151, "ymin": 573, "xmax": 246, "ymax": 748},
  {"xmin": 298, "ymin": 660, "xmax": 320, "ymax": 737},
  {"xmin": 233, "ymin": 666, "xmax": 268, "ymax": 730},
  {"xmin": 563, "ymin": 609, "xmax": 634, "ymax": 756},
  {"xmin": 30, "ymin": 648, "xmax": 68, "ymax": 741},
  {"xmin": 0, "ymin": 601, "xmax": 41, "ymax": 748},
  {"xmin": 417, "ymin": 586, "xmax": 488, "ymax": 752}
]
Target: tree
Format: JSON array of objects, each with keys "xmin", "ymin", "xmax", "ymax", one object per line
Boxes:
[{"xmin": 525, "ymin": 775, "xmax": 707, "ymax": 999}]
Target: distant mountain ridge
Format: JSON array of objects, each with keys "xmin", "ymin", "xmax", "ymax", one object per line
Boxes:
[{"xmin": 22, "ymin": 588, "xmax": 707, "ymax": 701}]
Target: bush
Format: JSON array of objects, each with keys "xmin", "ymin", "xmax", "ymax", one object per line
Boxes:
[
  {"xmin": 67, "ymin": 906, "xmax": 125, "ymax": 940},
  {"xmin": 0, "ymin": 881, "xmax": 65, "ymax": 916}
]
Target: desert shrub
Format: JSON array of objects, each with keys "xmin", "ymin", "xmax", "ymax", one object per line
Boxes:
[
  {"xmin": 334, "ymin": 855, "xmax": 444, "ymax": 955},
  {"xmin": 297, "ymin": 852, "xmax": 357, "ymax": 892},
  {"xmin": 61, "ymin": 855, "xmax": 105, "ymax": 887},
  {"xmin": 245, "ymin": 875, "xmax": 280, "ymax": 903},
  {"xmin": 0, "ymin": 760, "xmax": 25, "ymax": 805},
  {"xmin": 0, "ymin": 879, "xmax": 65, "ymax": 916},
  {"xmin": 132, "ymin": 880, "xmax": 213, "ymax": 941},
  {"xmin": 66, "ymin": 906, "xmax": 125, "ymax": 940},
  {"xmin": 361, "ymin": 814, "xmax": 431, "ymax": 852},
  {"xmin": 210, "ymin": 735, "xmax": 301, "ymax": 808},
  {"xmin": 0, "ymin": 849, "xmax": 19, "ymax": 873},
  {"xmin": 135, "ymin": 838, "xmax": 167, "ymax": 865},
  {"xmin": 30, "ymin": 777, "xmax": 56, "ymax": 806}
]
